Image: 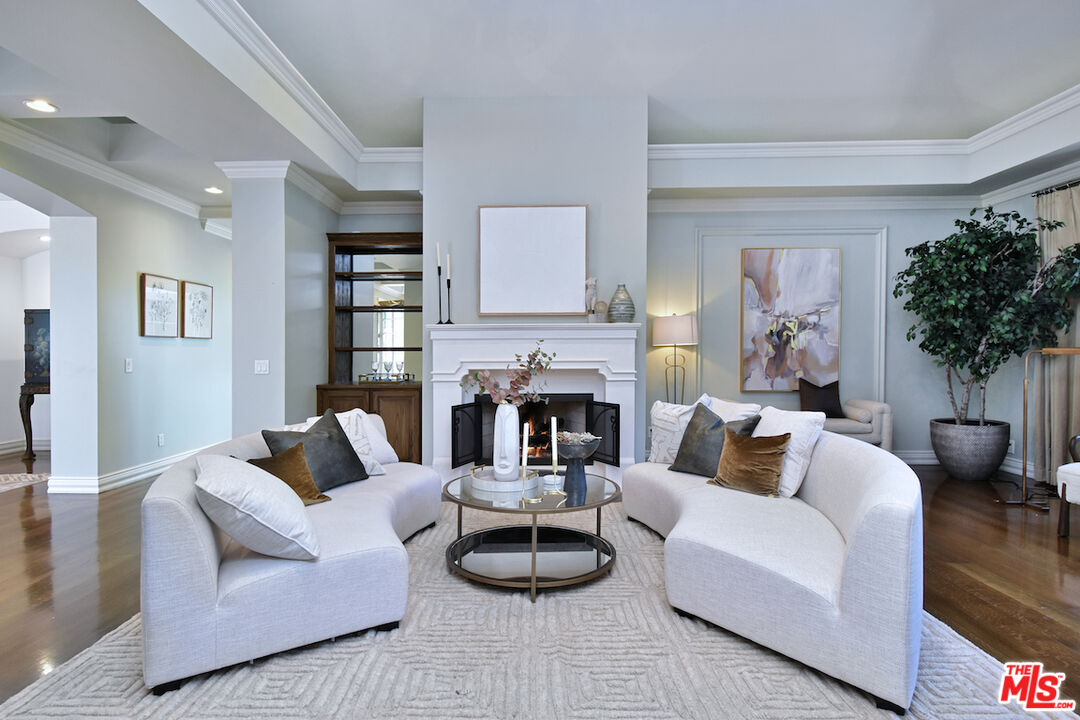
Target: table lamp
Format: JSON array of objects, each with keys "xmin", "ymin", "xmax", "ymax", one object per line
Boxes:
[{"xmin": 653, "ymin": 313, "xmax": 698, "ymax": 404}]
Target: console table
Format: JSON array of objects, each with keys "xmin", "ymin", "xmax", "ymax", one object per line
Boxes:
[{"xmin": 19, "ymin": 382, "xmax": 49, "ymax": 461}]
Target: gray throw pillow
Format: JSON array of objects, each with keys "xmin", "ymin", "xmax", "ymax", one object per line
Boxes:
[
  {"xmin": 669, "ymin": 404, "xmax": 761, "ymax": 478},
  {"xmin": 262, "ymin": 409, "xmax": 368, "ymax": 491}
]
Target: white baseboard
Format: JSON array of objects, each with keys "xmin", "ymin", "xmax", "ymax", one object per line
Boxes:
[
  {"xmin": 894, "ymin": 450, "xmax": 938, "ymax": 465},
  {"xmin": 47, "ymin": 443, "xmax": 215, "ymax": 494},
  {"xmin": 0, "ymin": 438, "xmax": 51, "ymax": 457},
  {"xmin": 894, "ymin": 450, "xmax": 1037, "ymax": 478}
]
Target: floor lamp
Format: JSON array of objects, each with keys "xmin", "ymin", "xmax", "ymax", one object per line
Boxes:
[
  {"xmin": 1008, "ymin": 346, "xmax": 1080, "ymax": 512},
  {"xmin": 653, "ymin": 313, "xmax": 697, "ymax": 404}
]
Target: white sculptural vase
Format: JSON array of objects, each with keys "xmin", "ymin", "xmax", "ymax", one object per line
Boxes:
[{"xmin": 491, "ymin": 402, "xmax": 521, "ymax": 481}]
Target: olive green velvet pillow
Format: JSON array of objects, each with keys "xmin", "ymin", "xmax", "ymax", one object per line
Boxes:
[
  {"xmin": 668, "ymin": 404, "xmax": 762, "ymax": 478},
  {"xmin": 709, "ymin": 428, "xmax": 791, "ymax": 497},
  {"xmin": 248, "ymin": 442, "xmax": 330, "ymax": 506}
]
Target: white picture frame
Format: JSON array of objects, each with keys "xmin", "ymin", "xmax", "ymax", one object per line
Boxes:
[
  {"xmin": 478, "ymin": 205, "xmax": 588, "ymax": 316},
  {"xmin": 181, "ymin": 281, "xmax": 214, "ymax": 339}
]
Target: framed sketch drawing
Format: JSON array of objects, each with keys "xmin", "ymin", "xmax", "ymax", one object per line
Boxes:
[
  {"xmin": 741, "ymin": 248, "xmax": 841, "ymax": 391},
  {"xmin": 140, "ymin": 273, "xmax": 179, "ymax": 338},
  {"xmin": 478, "ymin": 205, "xmax": 587, "ymax": 316},
  {"xmin": 182, "ymin": 281, "xmax": 214, "ymax": 339}
]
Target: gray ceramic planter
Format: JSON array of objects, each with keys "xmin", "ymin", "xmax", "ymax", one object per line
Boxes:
[{"xmin": 929, "ymin": 418, "xmax": 1010, "ymax": 482}]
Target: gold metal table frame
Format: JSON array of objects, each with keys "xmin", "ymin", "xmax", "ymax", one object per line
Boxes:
[{"xmin": 442, "ymin": 473, "xmax": 620, "ymax": 602}]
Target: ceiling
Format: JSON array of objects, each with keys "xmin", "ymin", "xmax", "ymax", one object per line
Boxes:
[
  {"xmin": 0, "ymin": 0, "xmax": 1079, "ymax": 210},
  {"xmin": 238, "ymin": 0, "xmax": 1080, "ymax": 146},
  {"xmin": 0, "ymin": 192, "xmax": 49, "ymax": 258}
]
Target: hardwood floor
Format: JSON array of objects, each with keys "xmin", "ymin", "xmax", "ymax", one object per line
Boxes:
[
  {"xmin": 0, "ymin": 452, "xmax": 150, "ymax": 702},
  {"xmin": 0, "ymin": 453, "xmax": 1077, "ymax": 706},
  {"xmin": 919, "ymin": 465, "xmax": 1080, "ymax": 703}
]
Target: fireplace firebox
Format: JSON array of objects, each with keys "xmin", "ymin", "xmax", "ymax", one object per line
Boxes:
[{"xmin": 451, "ymin": 393, "xmax": 619, "ymax": 469}]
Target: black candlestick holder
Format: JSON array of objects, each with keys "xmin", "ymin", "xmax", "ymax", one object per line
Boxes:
[
  {"xmin": 436, "ymin": 265, "xmax": 444, "ymax": 324},
  {"xmin": 445, "ymin": 277, "xmax": 454, "ymax": 324}
]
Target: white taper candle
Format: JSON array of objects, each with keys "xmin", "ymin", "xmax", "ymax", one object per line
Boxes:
[{"xmin": 551, "ymin": 416, "xmax": 558, "ymax": 476}]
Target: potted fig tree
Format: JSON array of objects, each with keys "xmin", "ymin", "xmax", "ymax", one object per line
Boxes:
[{"xmin": 893, "ymin": 207, "xmax": 1080, "ymax": 481}]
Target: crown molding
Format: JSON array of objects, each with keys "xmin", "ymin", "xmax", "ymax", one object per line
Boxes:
[
  {"xmin": 339, "ymin": 200, "xmax": 423, "ymax": 215},
  {"xmin": 284, "ymin": 164, "xmax": 344, "ymax": 212},
  {"xmin": 648, "ymin": 139, "xmax": 968, "ymax": 161},
  {"xmin": 197, "ymin": 0, "xmax": 367, "ymax": 162},
  {"xmin": 215, "ymin": 160, "xmax": 291, "ymax": 179},
  {"xmin": 356, "ymin": 147, "xmax": 423, "ymax": 164},
  {"xmin": 649, "ymin": 81, "xmax": 1080, "ymax": 166},
  {"xmin": 968, "ymin": 83, "xmax": 1080, "ymax": 153},
  {"xmin": 979, "ymin": 156, "xmax": 1080, "ymax": 206},
  {"xmin": 0, "ymin": 119, "xmax": 202, "ymax": 219},
  {"xmin": 201, "ymin": 218, "xmax": 232, "ymax": 240},
  {"xmin": 648, "ymin": 195, "xmax": 981, "ymax": 214},
  {"xmin": 215, "ymin": 161, "xmax": 343, "ymax": 211}
]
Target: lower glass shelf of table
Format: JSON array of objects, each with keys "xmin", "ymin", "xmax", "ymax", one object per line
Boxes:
[{"xmin": 442, "ymin": 473, "xmax": 621, "ymax": 602}]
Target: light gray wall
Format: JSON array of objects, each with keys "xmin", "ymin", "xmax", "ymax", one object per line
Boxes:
[
  {"xmin": 0, "ymin": 141, "xmax": 233, "ymax": 480},
  {"xmin": 646, "ymin": 201, "xmax": 1039, "ymax": 466},
  {"xmin": 97, "ymin": 203, "xmax": 231, "ymax": 472},
  {"xmin": 336, "ymin": 213, "xmax": 421, "ymax": 233},
  {"xmin": 0, "ymin": 255, "xmax": 22, "ymax": 446},
  {"xmin": 284, "ymin": 182, "xmax": 335, "ymax": 421},
  {"xmin": 422, "ymin": 96, "xmax": 649, "ymax": 463},
  {"xmin": 231, "ymin": 178, "xmax": 286, "ymax": 436}
]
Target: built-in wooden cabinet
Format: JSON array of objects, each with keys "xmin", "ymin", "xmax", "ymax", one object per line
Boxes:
[
  {"xmin": 319, "ymin": 232, "xmax": 423, "ymax": 463},
  {"xmin": 317, "ymin": 382, "xmax": 421, "ymax": 463}
]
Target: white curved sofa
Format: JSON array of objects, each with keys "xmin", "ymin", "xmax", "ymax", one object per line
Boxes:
[
  {"xmin": 140, "ymin": 415, "xmax": 441, "ymax": 692},
  {"xmin": 624, "ymin": 431, "xmax": 922, "ymax": 713}
]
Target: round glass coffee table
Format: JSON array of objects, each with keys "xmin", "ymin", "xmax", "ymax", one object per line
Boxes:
[{"xmin": 443, "ymin": 471, "xmax": 620, "ymax": 602}]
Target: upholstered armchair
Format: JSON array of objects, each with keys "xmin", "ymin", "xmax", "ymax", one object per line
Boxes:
[{"xmin": 823, "ymin": 399, "xmax": 893, "ymax": 451}]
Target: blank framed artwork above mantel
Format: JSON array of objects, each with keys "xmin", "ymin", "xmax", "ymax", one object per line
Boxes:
[{"xmin": 478, "ymin": 205, "xmax": 587, "ymax": 316}]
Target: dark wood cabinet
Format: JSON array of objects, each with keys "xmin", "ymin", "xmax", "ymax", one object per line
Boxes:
[
  {"xmin": 317, "ymin": 382, "xmax": 422, "ymax": 464},
  {"xmin": 319, "ymin": 232, "xmax": 424, "ymax": 464}
]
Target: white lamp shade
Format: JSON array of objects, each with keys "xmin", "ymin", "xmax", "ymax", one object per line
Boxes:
[{"xmin": 653, "ymin": 314, "xmax": 698, "ymax": 346}]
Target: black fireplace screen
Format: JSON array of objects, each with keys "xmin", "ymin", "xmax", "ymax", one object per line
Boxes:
[{"xmin": 451, "ymin": 393, "xmax": 619, "ymax": 469}]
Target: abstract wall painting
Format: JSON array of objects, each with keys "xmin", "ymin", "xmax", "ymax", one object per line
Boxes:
[
  {"xmin": 140, "ymin": 273, "xmax": 179, "ymax": 338},
  {"xmin": 182, "ymin": 281, "xmax": 214, "ymax": 339},
  {"xmin": 741, "ymin": 248, "xmax": 841, "ymax": 391}
]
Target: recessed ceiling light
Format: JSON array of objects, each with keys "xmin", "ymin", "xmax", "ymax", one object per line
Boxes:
[
  {"xmin": 23, "ymin": 99, "xmax": 58, "ymax": 113},
  {"xmin": 39, "ymin": 235, "xmax": 50, "ymax": 242},
  {"xmin": 204, "ymin": 186, "xmax": 224, "ymax": 195}
]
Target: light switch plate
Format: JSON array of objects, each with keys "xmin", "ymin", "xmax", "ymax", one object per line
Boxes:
[
  {"xmin": 254, "ymin": 360, "xmax": 270, "ymax": 375},
  {"xmin": 124, "ymin": 358, "xmax": 133, "ymax": 373}
]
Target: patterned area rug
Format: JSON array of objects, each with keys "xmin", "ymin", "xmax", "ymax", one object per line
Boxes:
[
  {"xmin": 0, "ymin": 502, "xmax": 1075, "ymax": 719},
  {"xmin": 0, "ymin": 474, "xmax": 48, "ymax": 494}
]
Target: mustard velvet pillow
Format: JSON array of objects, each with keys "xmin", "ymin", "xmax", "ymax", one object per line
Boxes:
[
  {"xmin": 709, "ymin": 428, "xmax": 791, "ymax": 497},
  {"xmin": 249, "ymin": 442, "xmax": 331, "ymax": 506}
]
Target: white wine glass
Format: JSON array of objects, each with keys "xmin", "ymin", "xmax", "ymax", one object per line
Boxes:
[
  {"xmin": 395, "ymin": 360, "xmax": 404, "ymax": 379},
  {"xmin": 371, "ymin": 357, "xmax": 380, "ymax": 380}
]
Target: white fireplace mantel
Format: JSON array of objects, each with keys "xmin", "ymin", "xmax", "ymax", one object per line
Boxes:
[{"xmin": 428, "ymin": 323, "xmax": 640, "ymax": 481}]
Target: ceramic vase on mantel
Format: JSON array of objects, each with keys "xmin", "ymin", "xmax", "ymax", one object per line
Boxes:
[
  {"xmin": 607, "ymin": 284, "xmax": 636, "ymax": 323},
  {"xmin": 491, "ymin": 402, "xmax": 521, "ymax": 481}
]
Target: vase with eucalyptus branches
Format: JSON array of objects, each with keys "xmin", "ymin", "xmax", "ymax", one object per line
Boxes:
[{"xmin": 893, "ymin": 207, "xmax": 1080, "ymax": 480}]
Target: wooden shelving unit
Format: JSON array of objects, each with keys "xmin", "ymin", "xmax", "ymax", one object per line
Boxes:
[{"xmin": 320, "ymin": 232, "xmax": 423, "ymax": 462}]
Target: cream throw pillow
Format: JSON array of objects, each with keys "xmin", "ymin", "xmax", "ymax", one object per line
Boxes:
[
  {"xmin": 705, "ymin": 396, "xmax": 762, "ymax": 423},
  {"xmin": 648, "ymin": 394, "xmax": 713, "ymax": 464},
  {"xmin": 194, "ymin": 455, "xmax": 320, "ymax": 560},
  {"xmin": 751, "ymin": 406, "xmax": 825, "ymax": 498}
]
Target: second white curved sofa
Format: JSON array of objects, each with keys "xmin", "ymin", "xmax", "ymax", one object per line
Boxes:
[
  {"xmin": 141, "ymin": 415, "xmax": 441, "ymax": 691},
  {"xmin": 624, "ymin": 430, "xmax": 923, "ymax": 712}
]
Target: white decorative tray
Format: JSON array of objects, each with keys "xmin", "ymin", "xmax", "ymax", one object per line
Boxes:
[{"xmin": 469, "ymin": 465, "xmax": 539, "ymax": 493}]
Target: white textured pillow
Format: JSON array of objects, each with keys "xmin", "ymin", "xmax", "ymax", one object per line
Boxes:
[
  {"xmin": 300, "ymin": 409, "xmax": 388, "ymax": 475},
  {"xmin": 194, "ymin": 455, "xmax": 320, "ymax": 560},
  {"xmin": 706, "ymin": 396, "xmax": 762, "ymax": 423},
  {"xmin": 361, "ymin": 411, "xmax": 399, "ymax": 465},
  {"xmin": 752, "ymin": 406, "xmax": 825, "ymax": 498},
  {"xmin": 648, "ymin": 394, "xmax": 713, "ymax": 464}
]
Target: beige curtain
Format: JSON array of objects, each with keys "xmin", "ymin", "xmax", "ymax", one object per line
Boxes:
[{"xmin": 1034, "ymin": 186, "xmax": 1080, "ymax": 485}]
